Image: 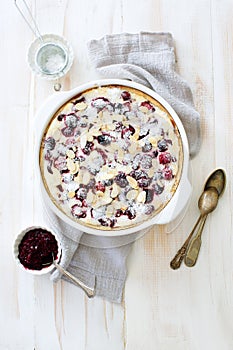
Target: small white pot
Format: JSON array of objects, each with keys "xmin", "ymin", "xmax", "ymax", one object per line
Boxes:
[
  {"xmin": 13, "ymin": 226, "xmax": 62, "ymax": 275},
  {"xmin": 35, "ymin": 79, "xmax": 192, "ymax": 237}
]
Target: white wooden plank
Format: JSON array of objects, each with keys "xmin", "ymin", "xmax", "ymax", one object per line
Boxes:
[
  {"xmin": 123, "ymin": 0, "xmax": 224, "ymax": 349},
  {"xmin": 1, "ymin": 0, "xmax": 233, "ymax": 349}
]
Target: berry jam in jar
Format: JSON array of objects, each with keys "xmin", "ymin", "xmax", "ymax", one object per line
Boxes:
[{"xmin": 18, "ymin": 228, "xmax": 58, "ymax": 271}]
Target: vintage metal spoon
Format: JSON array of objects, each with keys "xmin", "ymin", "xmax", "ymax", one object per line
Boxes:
[
  {"xmin": 184, "ymin": 169, "xmax": 226, "ymax": 267},
  {"xmin": 204, "ymin": 168, "xmax": 226, "ymax": 197},
  {"xmin": 170, "ymin": 168, "xmax": 226, "ymax": 270},
  {"xmin": 170, "ymin": 187, "xmax": 218, "ymax": 269},
  {"xmin": 45, "ymin": 254, "xmax": 96, "ymax": 298},
  {"xmin": 53, "ymin": 260, "xmax": 96, "ymax": 298},
  {"xmin": 184, "ymin": 187, "xmax": 219, "ymax": 267}
]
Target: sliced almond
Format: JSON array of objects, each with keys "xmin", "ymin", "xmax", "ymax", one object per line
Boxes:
[
  {"xmin": 109, "ymin": 142, "xmax": 120, "ymax": 151},
  {"xmin": 81, "ymin": 171, "xmax": 91, "ymax": 185},
  {"xmin": 100, "ymin": 164, "xmax": 109, "ymax": 172},
  {"xmin": 102, "ymin": 122, "xmax": 110, "ymax": 130},
  {"xmin": 102, "ymin": 169, "xmax": 118, "ymax": 180},
  {"xmin": 105, "ymin": 211, "xmax": 112, "ymax": 218},
  {"xmin": 80, "ymin": 134, "xmax": 87, "ymax": 149},
  {"xmin": 112, "ymin": 200, "xmax": 122, "ymax": 209},
  {"xmin": 66, "ymin": 158, "xmax": 76, "ymax": 172},
  {"xmin": 111, "ymin": 183, "xmax": 119, "ymax": 198},
  {"xmin": 74, "ymin": 175, "xmax": 80, "ymax": 183},
  {"xmin": 148, "ymin": 137, "xmax": 158, "ymax": 147},
  {"xmin": 86, "ymin": 191, "xmax": 94, "ymax": 204},
  {"xmin": 157, "ymin": 179, "xmax": 163, "ymax": 188},
  {"xmin": 126, "ymin": 189, "xmax": 138, "ymax": 201},
  {"xmin": 121, "ymin": 205, "xmax": 127, "ymax": 211},
  {"xmin": 92, "ymin": 193, "xmax": 113, "ymax": 208},
  {"xmin": 148, "ymin": 168, "xmax": 155, "ymax": 178},
  {"xmin": 88, "ymin": 149, "xmax": 99, "ymax": 161},
  {"xmin": 91, "ymin": 201, "xmax": 101, "ymax": 209},
  {"xmin": 101, "ymin": 195, "xmax": 113, "ymax": 205},
  {"xmin": 137, "ymin": 191, "xmax": 146, "ymax": 203},
  {"xmin": 126, "ymin": 176, "xmax": 139, "ymax": 189},
  {"xmin": 89, "ymin": 128, "xmax": 101, "ymax": 137},
  {"xmin": 46, "ymin": 167, "xmax": 61, "ymax": 189},
  {"xmin": 130, "ymin": 131, "xmax": 140, "ymax": 142},
  {"xmin": 67, "ymin": 191, "xmax": 75, "ymax": 199},
  {"xmin": 87, "ymin": 134, "xmax": 94, "ymax": 142},
  {"xmin": 106, "ymin": 204, "xmax": 114, "ymax": 216},
  {"xmin": 71, "ymin": 163, "xmax": 79, "ymax": 174},
  {"xmin": 62, "ymin": 102, "xmax": 74, "ymax": 114},
  {"xmin": 66, "ymin": 149, "xmax": 75, "ymax": 159},
  {"xmin": 74, "ymin": 168, "xmax": 85, "ymax": 182},
  {"xmin": 128, "ymin": 142, "xmax": 138, "ymax": 154},
  {"xmin": 114, "ymin": 164, "xmax": 124, "ymax": 173},
  {"xmin": 118, "ymin": 149, "xmax": 125, "ymax": 162},
  {"xmin": 106, "ymin": 124, "xmax": 115, "ymax": 131},
  {"xmin": 112, "ymin": 114, "xmax": 122, "ymax": 122},
  {"xmin": 51, "ymin": 128, "xmax": 61, "ymax": 141},
  {"xmin": 100, "ymin": 123, "xmax": 107, "ymax": 131},
  {"xmin": 76, "ymin": 102, "xmax": 87, "ymax": 110},
  {"xmin": 138, "ymin": 139, "xmax": 146, "ymax": 147},
  {"xmin": 98, "ymin": 111, "xmax": 103, "ymax": 119},
  {"xmin": 125, "ymin": 165, "xmax": 133, "ymax": 174},
  {"xmin": 96, "ymin": 190, "xmax": 104, "ymax": 197},
  {"xmin": 139, "ymin": 106, "xmax": 149, "ymax": 114}
]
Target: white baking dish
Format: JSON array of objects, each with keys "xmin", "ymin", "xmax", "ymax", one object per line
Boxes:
[{"xmin": 35, "ymin": 79, "xmax": 191, "ymax": 236}]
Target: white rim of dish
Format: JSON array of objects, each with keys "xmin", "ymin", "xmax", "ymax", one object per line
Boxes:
[
  {"xmin": 35, "ymin": 79, "xmax": 190, "ymax": 236},
  {"xmin": 13, "ymin": 226, "xmax": 62, "ymax": 275}
]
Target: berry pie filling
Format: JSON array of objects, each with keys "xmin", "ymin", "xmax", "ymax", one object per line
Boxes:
[
  {"xmin": 18, "ymin": 228, "xmax": 58, "ymax": 270},
  {"xmin": 40, "ymin": 85, "xmax": 183, "ymax": 230}
]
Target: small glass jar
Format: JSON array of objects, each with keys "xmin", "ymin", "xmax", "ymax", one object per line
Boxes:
[{"xmin": 27, "ymin": 33, "xmax": 74, "ymax": 80}]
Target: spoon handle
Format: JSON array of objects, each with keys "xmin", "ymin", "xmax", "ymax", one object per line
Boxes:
[
  {"xmin": 53, "ymin": 261, "xmax": 96, "ymax": 298},
  {"xmin": 170, "ymin": 215, "xmax": 202, "ymax": 270},
  {"xmin": 184, "ymin": 215, "xmax": 207, "ymax": 267}
]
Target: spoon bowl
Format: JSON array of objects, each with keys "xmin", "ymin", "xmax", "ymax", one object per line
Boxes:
[
  {"xmin": 204, "ymin": 168, "xmax": 226, "ymax": 196},
  {"xmin": 198, "ymin": 187, "xmax": 219, "ymax": 216}
]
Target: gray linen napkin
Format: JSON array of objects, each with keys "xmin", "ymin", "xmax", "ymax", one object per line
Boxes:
[
  {"xmin": 87, "ymin": 32, "xmax": 201, "ymax": 157},
  {"xmin": 49, "ymin": 32, "xmax": 201, "ymax": 303},
  {"xmin": 45, "ymin": 202, "xmax": 137, "ymax": 303}
]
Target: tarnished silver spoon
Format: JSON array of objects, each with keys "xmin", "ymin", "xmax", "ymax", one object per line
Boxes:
[
  {"xmin": 204, "ymin": 168, "xmax": 226, "ymax": 197},
  {"xmin": 184, "ymin": 187, "xmax": 219, "ymax": 267},
  {"xmin": 184, "ymin": 169, "xmax": 226, "ymax": 267},
  {"xmin": 53, "ymin": 260, "xmax": 96, "ymax": 298},
  {"xmin": 170, "ymin": 168, "xmax": 226, "ymax": 270},
  {"xmin": 44, "ymin": 254, "xmax": 96, "ymax": 298}
]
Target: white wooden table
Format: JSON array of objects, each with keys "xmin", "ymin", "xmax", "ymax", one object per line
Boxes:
[{"xmin": 1, "ymin": 1, "xmax": 233, "ymax": 349}]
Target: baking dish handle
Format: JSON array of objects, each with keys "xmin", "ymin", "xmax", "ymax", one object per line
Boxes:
[{"xmin": 154, "ymin": 176, "xmax": 192, "ymax": 225}]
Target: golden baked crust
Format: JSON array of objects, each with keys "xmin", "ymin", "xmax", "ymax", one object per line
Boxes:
[{"xmin": 40, "ymin": 85, "xmax": 183, "ymax": 230}]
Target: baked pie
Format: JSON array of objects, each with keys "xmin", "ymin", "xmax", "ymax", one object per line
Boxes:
[{"xmin": 40, "ymin": 85, "xmax": 183, "ymax": 230}]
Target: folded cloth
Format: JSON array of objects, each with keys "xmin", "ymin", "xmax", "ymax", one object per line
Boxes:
[
  {"xmin": 45, "ymin": 202, "xmax": 137, "ymax": 303},
  {"xmin": 49, "ymin": 32, "xmax": 201, "ymax": 303},
  {"xmin": 87, "ymin": 32, "xmax": 201, "ymax": 158}
]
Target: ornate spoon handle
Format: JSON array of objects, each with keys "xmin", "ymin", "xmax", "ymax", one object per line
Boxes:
[
  {"xmin": 53, "ymin": 261, "xmax": 96, "ymax": 298},
  {"xmin": 170, "ymin": 245, "xmax": 189, "ymax": 270},
  {"xmin": 184, "ymin": 215, "xmax": 207, "ymax": 267},
  {"xmin": 170, "ymin": 215, "xmax": 202, "ymax": 270}
]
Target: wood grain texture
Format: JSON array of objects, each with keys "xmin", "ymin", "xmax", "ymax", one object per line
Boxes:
[{"xmin": 1, "ymin": 0, "xmax": 233, "ymax": 349}]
